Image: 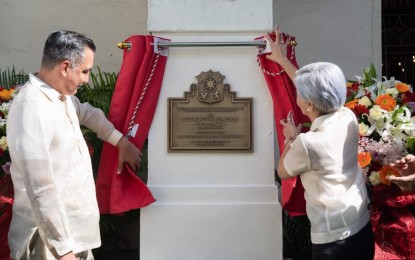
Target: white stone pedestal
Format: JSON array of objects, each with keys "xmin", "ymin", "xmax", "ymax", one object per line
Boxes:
[{"xmin": 141, "ymin": 1, "xmax": 282, "ymax": 259}]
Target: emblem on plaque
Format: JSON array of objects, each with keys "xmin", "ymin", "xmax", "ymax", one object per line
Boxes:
[
  {"xmin": 168, "ymin": 70, "xmax": 253, "ymax": 152},
  {"xmin": 197, "ymin": 70, "xmax": 224, "ymax": 103}
]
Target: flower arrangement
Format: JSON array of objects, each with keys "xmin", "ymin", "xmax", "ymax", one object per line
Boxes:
[
  {"xmin": 0, "ymin": 68, "xmax": 28, "ymax": 179},
  {"xmin": 345, "ymin": 64, "xmax": 415, "ymax": 187},
  {"xmin": 0, "ymin": 68, "xmax": 27, "ymax": 260},
  {"xmin": 0, "ymin": 86, "xmax": 18, "ymax": 177}
]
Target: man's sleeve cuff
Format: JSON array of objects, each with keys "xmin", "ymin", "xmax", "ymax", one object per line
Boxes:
[
  {"xmin": 52, "ymin": 237, "xmax": 76, "ymax": 256},
  {"xmin": 107, "ymin": 130, "xmax": 123, "ymax": 147}
]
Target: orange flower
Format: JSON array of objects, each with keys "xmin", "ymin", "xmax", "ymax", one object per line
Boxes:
[
  {"xmin": 358, "ymin": 152, "xmax": 372, "ymax": 167},
  {"xmin": 395, "ymin": 82, "xmax": 410, "ymax": 93},
  {"xmin": 0, "ymin": 88, "xmax": 14, "ymax": 102},
  {"xmin": 374, "ymin": 94, "xmax": 396, "ymax": 111},
  {"xmin": 345, "ymin": 99, "xmax": 359, "ymax": 109},
  {"xmin": 378, "ymin": 165, "xmax": 400, "ymax": 185}
]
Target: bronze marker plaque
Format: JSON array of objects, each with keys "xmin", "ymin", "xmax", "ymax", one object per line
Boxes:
[{"xmin": 168, "ymin": 70, "xmax": 252, "ymax": 152}]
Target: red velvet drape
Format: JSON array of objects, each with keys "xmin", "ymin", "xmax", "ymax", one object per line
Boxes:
[
  {"xmin": 0, "ymin": 175, "xmax": 13, "ymax": 260},
  {"xmin": 257, "ymin": 32, "xmax": 309, "ymax": 216},
  {"xmin": 370, "ymin": 184, "xmax": 415, "ymax": 259},
  {"xmin": 96, "ymin": 35, "xmax": 168, "ymax": 214}
]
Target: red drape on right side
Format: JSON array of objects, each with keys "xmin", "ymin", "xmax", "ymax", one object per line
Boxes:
[
  {"xmin": 257, "ymin": 32, "xmax": 309, "ymax": 216},
  {"xmin": 370, "ymin": 184, "xmax": 415, "ymax": 259}
]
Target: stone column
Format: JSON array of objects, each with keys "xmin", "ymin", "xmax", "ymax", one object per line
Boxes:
[{"xmin": 141, "ymin": 1, "xmax": 282, "ymax": 259}]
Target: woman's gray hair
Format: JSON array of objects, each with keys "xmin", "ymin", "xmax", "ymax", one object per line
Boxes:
[
  {"xmin": 294, "ymin": 62, "xmax": 346, "ymax": 115},
  {"xmin": 41, "ymin": 30, "xmax": 96, "ymax": 69}
]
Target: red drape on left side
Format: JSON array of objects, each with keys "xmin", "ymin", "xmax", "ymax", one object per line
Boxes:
[
  {"xmin": 257, "ymin": 32, "xmax": 309, "ymax": 217},
  {"xmin": 96, "ymin": 35, "xmax": 168, "ymax": 214},
  {"xmin": 0, "ymin": 175, "xmax": 13, "ymax": 260}
]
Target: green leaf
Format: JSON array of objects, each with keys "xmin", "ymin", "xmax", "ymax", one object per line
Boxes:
[
  {"xmin": 77, "ymin": 66, "xmax": 117, "ymax": 116},
  {"xmin": 302, "ymin": 122, "xmax": 312, "ymax": 128},
  {"xmin": 0, "ymin": 67, "xmax": 28, "ymax": 89},
  {"xmin": 408, "ymin": 137, "xmax": 415, "ymax": 153},
  {"xmin": 391, "ymin": 107, "xmax": 403, "ymax": 121},
  {"xmin": 369, "ymin": 63, "xmax": 377, "ymax": 79}
]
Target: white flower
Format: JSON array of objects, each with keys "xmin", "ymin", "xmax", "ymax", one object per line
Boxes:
[
  {"xmin": 369, "ymin": 105, "xmax": 383, "ymax": 121},
  {"xmin": 358, "ymin": 96, "xmax": 372, "ymax": 107},
  {"xmin": 369, "ymin": 171, "xmax": 382, "ymax": 186},
  {"xmin": 0, "ymin": 101, "xmax": 11, "ymax": 110},
  {"xmin": 0, "ymin": 136, "xmax": 8, "ymax": 151},
  {"xmin": 385, "ymin": 88, "xmax": 399, "ymax": 98},
  {"xmin": 380, "ymin": 82, "xmax": 389, "ymax": 92},
  {"xmin": 358, "ymin": 123, "xmax": 370, "ymax": 136},
  {"xmin": 390, "ymin": 125, "xmax": 405, "ymax": 138}
]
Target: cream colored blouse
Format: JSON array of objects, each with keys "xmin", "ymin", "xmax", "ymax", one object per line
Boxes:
[{"xmin": 284, "ymin": 107, "xmax": 370, "ymax": 244}]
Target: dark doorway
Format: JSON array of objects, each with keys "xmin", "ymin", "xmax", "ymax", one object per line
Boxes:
[{"xmin": 382, "ymin": 0, "xmax": 415, "ymax": 87}]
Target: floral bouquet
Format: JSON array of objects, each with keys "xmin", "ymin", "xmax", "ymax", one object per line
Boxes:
[
  {"xmin": 0, "ymin": 86, "xmax": 18, "ymax": 177},
  {"xmin": 345, "ymin": 64, "xmax": 415, "ymax": 258},
  {"xmin": 0, "ymin": 86, "xmax": 18, "ymax": 260},
  {"xmin": 345, "ymin": 64, "xmax": 415, "ymax": 186}
]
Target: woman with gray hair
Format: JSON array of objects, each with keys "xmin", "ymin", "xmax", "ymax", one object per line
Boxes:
[{"xmin": 265, "ymin": 28, "xmax": 374, "ymax": 260}]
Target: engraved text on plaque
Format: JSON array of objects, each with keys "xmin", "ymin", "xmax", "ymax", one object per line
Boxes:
[{"xmin": 168, "ymin": 70, "xmax": 252, "ymax": 152}]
